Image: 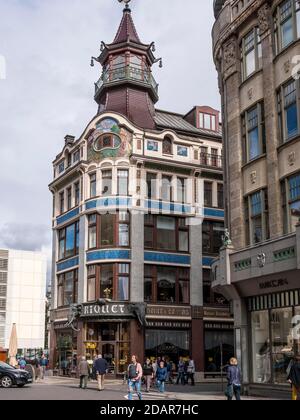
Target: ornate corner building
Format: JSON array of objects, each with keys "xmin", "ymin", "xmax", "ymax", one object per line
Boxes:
[
  {"xmin": 49, "ymin": 3, "xmax": 233, "ymax": 378},
  {"xmin": 212, "ymin": 0, "xmax": 300, "ymax": 396}
]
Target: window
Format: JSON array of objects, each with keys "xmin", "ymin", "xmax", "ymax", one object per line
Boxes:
[
  {"xmin": 217, "ymin": 184, "xmax": 224, "ymax": 209},
  {"xmin": 144, "ymin": 215, "xmax": 189, "ymax": 252},
  {"xmin": 144, "ymin": 265, "xmax": 190, "ymax": 305},
  {"xmin": 117, "ymin": 170, "xmax": 129, "ymax": 196},
  {"xmin": 146, "ymin": 173, "xmax": 157, "ymax": 199},
  {"xmin": 59, "ymin": 191, "xmax": 64, "ymax": 214},
  {"xmin": 199, "ymin": 113, "xmax": 216, "ymax": 131},
  {"xmin": 177, "ymin": 178, "xmax": 186, "ymax": 203},
  {"xmin": 118, "ymin": 264, "xmax": 129, "ymax": 301},
  {"xmin": 274, "ymin": 0, "xmax": 300, "ymax": 53},
  {"xmin": 102, "ymin": 170, "xmax": 112, "ymax": 196},
  {"xmin": 200, "ymin": 147, "xmax": 208, "ymax": 165},
  {"xmin": 211, "ymin": 149, "xmax": 218, "ymax": 167},
  {"xmin": 278, "ymin": 80, "xmax": 299, "ymax": 142},
  {"xmin": 100, "ymin": 264, "xmax": 114, "ymax": 300},
  {"xmin": 87, "ymin": 265, "xmax": 96, "ymax": 302},
  {"xmin": 57, "ymin": 270, "xmax": 78, "ymax": 307},
  {"xmin": 58, "ymin": 222, "xmax": 79, "ymax": 260},
  {"xmin": 242, "ymin": 103, "xmax": 266, "ymax": 162},
  {"xmin": 202, "ymin": 221, "xmax": 224, "ymax": 254},
  {"xmin": 157, "ymin": 216, "xmax": 176, "ymax": 251},
  {"xmin": 245, "ymin": 190, "xmax": 269, "ymax": 245},
  {"xmin": 74, "ymin": 182, "xmax": 80, "ymax": 207},
  {"xmin": 161, "ymin": 175, "xmax": 173, "ymax": 202},
  {"xmin": 73, "ymin": 150, "xmax": 80, "ymax": 163},
  {"xmin": 177, "ymin": 146, "xmax": 188, "ymax": 157},
  {"xmin": 90, "ymin": 173, "xmax": 97, "ymax": 198},
  {"xmin": 162, "ymin": 137, "xmax": 173, "ymax": 155},
  {"xmin": 87, "ymin": 212, "xmax": 130, "ymax": 249},
  {"xmin": 241, "ymin": 27, "xmax": 262, "ymax": 80},
  {"xmin": 282, "ymin": 173, "xmax": 300, "ymax": 232},
  {"xmin": 67, "ymin": 187, "xmax": 72, "ymax": 210},
  {"xmin": 204, "ymin": 182, "xmax": 213, "ymax": 207},
  {"xmin": 58, "ymin": 161, "xmax": 65, "ymax": 174},
  {"xmin": 147, "ymin": 140, "xmax": 158, "ymax": 152}
]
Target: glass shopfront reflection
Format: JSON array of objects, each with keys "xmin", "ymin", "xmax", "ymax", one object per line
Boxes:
[{"xmin": 145, "ymin": 329, "xmax": 190, "ymax": 363}]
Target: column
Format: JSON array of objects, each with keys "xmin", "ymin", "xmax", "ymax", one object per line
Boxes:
[
  {"xmin": 130, "ymin": 210, "xmax": 144, "ymax": 302},
  {"xmin": 78, "ymin": 215, "xmax": 86, "ymax": 304}
]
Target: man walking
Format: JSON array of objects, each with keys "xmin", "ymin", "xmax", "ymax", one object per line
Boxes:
[
  {"xmin": 128, "ymin": 355, "xmax": 143, "ymax": 400},
  {"xmin": 186, "ymin": 357, "xmax": 195, "ymax": 386},
  {"xmin": 156, "ymin": 361, "xmax": 167, "ymax": 393},
  {"xmin": 94, "ymin": 354, "xmax": 108, "ymax": 391},
  {"xmin": 176, "ymin": 357, "xmax": 186, "ymax": 385},
  {"xmin": 78, "ymin": 356, "xmax": 90, "ymax": 390},
  {"xmin": 40, "ymin": 354, "xmax": 48, "ymax": 380}
]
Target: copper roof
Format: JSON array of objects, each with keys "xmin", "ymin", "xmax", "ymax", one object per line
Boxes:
[
  {"xmin": 154, "ymin": 110, "xmax": 222, "ymax": 138},
  {"xmin": 113, "ymin": 8, "xmax": 141, "ymax": 44}
]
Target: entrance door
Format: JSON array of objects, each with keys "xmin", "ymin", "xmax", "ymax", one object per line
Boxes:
[{"xmin": 101, "ymin": 343, "xmax": 116, "ymax": 374}]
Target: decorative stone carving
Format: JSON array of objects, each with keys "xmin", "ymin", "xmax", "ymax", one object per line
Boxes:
[
  {"xmin": 223, "ymin": 37, "xmax": 238, "ymax": 79},
  {"xmin": 248, "ymin": 88, "xmax": 253, "ymax": 100},
  {"xmin": 284, "ymin": 60, "xmax": 291, "ymax": 74},
  {"xmin": 288, "ymin": 151, "xmax": 296, "ymax": 166},
  {"xmin": 257, "ymin": 252, "xmax": 266, "ymax": 268},
  {"xmin": 258, "ymin": 3, "xmax": 271, "ymax": 34},
  {"xmin": 250, "ymin": 171, "xmax": 257, "ymax": 184},
  {"xmin": 222, "ymin": 228, "xmax": 232, "ymax": 247}
]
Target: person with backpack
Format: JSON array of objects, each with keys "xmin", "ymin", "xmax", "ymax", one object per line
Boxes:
[
  {"xmin": 19, "ymin": 357, "xmax": 27, "ymax": 370},
  {"xmin": 156, "ymin": 361, "xmax": 167, "ymax": 393},
  {"xmin": 226, "ymin": 357, "xmax": 242, "ymax": 400},
  {"xmin": 128, "ymin": 355, "xmax": 143, "ymax": 400},
  {"xmin": 143, "ymin": 358, "xmax": 154, "ymax": 392},
  {"xmin": 287, "ymin": 355, "xmax": 300, "ymax": 400}
]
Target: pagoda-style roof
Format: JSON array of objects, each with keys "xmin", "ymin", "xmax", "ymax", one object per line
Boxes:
[{"xmin": 113, "ymin": 6, "xmax": 141, "ymax": 44}]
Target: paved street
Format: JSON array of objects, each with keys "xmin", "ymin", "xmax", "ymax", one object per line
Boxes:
[{"xmin": 0, "ymin": 377, "xmax": 275, "ymax": 400}]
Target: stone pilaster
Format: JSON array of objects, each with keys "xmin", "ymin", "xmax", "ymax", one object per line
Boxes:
[{"xmin": 130, "ymin": 210, "xmax": 144, "ymax": 302}]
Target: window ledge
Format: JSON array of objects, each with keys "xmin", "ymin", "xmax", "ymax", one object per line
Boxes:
[
  {"xmin": 241, "ymin": 154, "xmax": 267, "ymax": 170},
  {"xmin": 239, "ymin": 68, "xmax": 263, "ymax": 89},
  {"xmin": 277, "ymin": 134, "xmax": 300, "ymax": 152},
  {"xmin": 273, "ymin": 38, "xmax": 300, "ymax": 64}
]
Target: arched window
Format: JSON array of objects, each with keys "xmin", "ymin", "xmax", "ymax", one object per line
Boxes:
[{"xmin": 162, "ymin": 137, "xmax": 173, "ymax": 155}]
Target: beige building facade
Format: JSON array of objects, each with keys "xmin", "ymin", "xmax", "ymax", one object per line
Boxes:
[{"xmin": 212, "ymin": 0, "xmax": 300, "ymax": 396}]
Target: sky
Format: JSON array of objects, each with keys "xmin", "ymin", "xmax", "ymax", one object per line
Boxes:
[{"xmin": 0, "ymin": 0, "xmax": 220, "ymax": 281}]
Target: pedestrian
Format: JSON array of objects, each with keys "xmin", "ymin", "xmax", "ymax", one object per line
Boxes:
[
  {"xmin": 127, "ymin": 355, "xmax": 143, "ymax": 400},
  {"xmin": 165, "ymin": 359, "xmax": 172, "ymax": 384},
  {"xmin": 176, "ymin": 357, "xmax": 186, "ymax": 385},
  {"xmin": 78, "ymin": 356, "xmax": 90, "ymax": 390},
  {"xmin": 156, "ymin": 361, "xmax": 167, "ymax": 393},
  {"xmin": 143, "ymin": 358, "xmax": 154, "ymax": 392},
  {"xmin": 94, "ymin": 354, "xmax": 108, "ymax": 391},
  {"xmin": 186, "ymin": 357, "xmax": 195, "ymax": 386},
  {"xmin": 287, "ymin": 355, "xmax": 300, "ymax": 400},
  {"xmin": 226, "ymin": 357, "xmax": 242, "ymax": 401},
  {"xmin": 40, "ymin": 354, "xmax": 48, "ymax": 380},
  {"xmin": 19, "ymin": 357, "xmax": 27, "ymax": 370}
]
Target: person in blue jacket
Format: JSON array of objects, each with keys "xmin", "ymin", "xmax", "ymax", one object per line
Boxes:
[
  {"xmin": 156, "ymin": 361, "xmax": 167, "ymax": 393},
  {"xmin": 226, "ymin": 357, "xmax": 242, "ymax": 401}
]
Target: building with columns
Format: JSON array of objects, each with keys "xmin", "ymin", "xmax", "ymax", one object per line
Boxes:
[
  {"xmin": 212, "ymin": 0, "xmax": 300, "ymax": 396},
  {"xmin": 49, "ymin": 2, "xmax": 232, "ymax": 378}
]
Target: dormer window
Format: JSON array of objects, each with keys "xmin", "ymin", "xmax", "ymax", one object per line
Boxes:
[
  {"xmin": 162, "ymin": 137, "xmax": 173, "ymax": 155},
  {"xmin": 199, "ymin": 113, "xmax": 217, "ymax": 131}
]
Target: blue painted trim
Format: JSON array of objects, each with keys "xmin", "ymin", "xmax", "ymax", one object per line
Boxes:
[
  {"xmin": 146, "ymin": 200, "xmax": 192, "ymax": 214},
  {"xmin": 86, "ymin": 198, "xmax": 132, "ymax": 210},
  {"xmin": 202, "ymin": 257, "xmax": 215, "ymax": 267},
  {"xmin": 204, "ymin": 208, "xmax": 224, "ymax": 218},
  {"xmin": 144, "ymin": 252, "xmax": 190, "ymax": 265},
  {"xmin": 57, "ymin": 208, "xmax": 80, "ymax": 225},
  {"xmin": 87, "ymin": 249, "xmax": 131, "ymax": 262},
  {"xmin": 57, "ymin": 256, "xmax": 79, "ymax": 272}
]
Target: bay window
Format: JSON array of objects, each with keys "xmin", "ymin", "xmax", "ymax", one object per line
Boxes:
[
  {"xmin": 57, "ymin": 270, "xmax": 78, "ymax": 307},
  {"xmin": 58, "ymin": 221, "xmax": 79, "ymax": 260},
  {"xmin": 144, "ymin": 265, "xmax": 190, "ymax": 305},
  {"xmin": 274, "ymin": 0, "xmax": 300, "ymax": 53},
  {"xmin": 281, "ymin": 172, "xmax": 300, "ymax": 232},
  {"xmin": 245, "ymin": 190, "xmax": 269, "ymax": 245},
  {"xmin": 241, "ymin": 27, "xmax": 262, "ymax": 80},
  {"xmin": 202, "ymin": 221, "xmax": 224, "ymax": 254},
  {"xmin": 87, "ymin": 265, "xmax": 96, "ymax": 302},
  {"xmin": 242, "ymin": 102, "xmax": 266, "ymax": 162}
]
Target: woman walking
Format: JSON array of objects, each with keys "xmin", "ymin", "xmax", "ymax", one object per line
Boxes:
[
  {"xmin": 143, "ymin": 358, "xmax": 154, "ymax": 392},
  {"xmin": 226, "ymin": 358, "xmax": 242, "ymax": 401},
  {"xmin": 287, "ymin": 355, "xmax": 300, "ymax": 400},
  {"xmin": 156, "ymin": 361, "xmax": 167, "ymax": 393}
]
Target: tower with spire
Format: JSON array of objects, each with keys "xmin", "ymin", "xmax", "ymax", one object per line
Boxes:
[{"xmin": 92, "ymin": 2, "xmax": 160, "ymax": 129}]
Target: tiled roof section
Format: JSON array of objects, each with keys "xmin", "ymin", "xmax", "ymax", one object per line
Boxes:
[
  {"xmin": 154, "ymin": 110, "xmax": 222, "ymax": 138},
  {"xmin": 113, "ymin": 9, "xmax": 141, "ymax": 44}
]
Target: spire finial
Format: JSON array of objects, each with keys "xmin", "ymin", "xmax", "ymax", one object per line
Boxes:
[{"xmin": 118, "ymin": 0, "xmax": 131, "ymax": 11}]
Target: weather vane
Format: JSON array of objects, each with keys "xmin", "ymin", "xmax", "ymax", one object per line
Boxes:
[{"xmin": 118, "ymin": 0, "xmax": 132, "ymax": 9}]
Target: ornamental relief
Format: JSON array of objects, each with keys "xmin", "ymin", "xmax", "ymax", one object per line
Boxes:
[
  {"xmin": 223, "ymin": 38, "xmax": 237, "ymax": 73},
  {"xmin": 257, "ymin": 3, "xmax": 271, "ymax": 34},
  {"xmin": 288, "ymin": 151, "xmax": 296, "ymax": 166}
]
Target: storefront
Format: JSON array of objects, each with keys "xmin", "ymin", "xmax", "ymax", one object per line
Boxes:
[{"xmin": 248, "ymin": 289, "xmax": 300, "ymax": 385}]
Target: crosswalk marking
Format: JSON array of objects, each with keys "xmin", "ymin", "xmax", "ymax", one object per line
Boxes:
[{"xmin": 124, "ymin": 391, "xmax": 169, "ymax": 400}]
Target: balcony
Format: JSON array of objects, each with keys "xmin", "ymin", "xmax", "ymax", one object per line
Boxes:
[
  {"xmin": 200, "ymin": 152, "xmax": 223, "ymax": 169},
  {"xmin": 94, "ymin": 65, "xmax": 159, "ymax": 101}
]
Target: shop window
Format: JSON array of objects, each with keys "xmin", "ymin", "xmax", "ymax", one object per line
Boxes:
[
  {"xmin": 251, "ymin": 311, "xmax": 271, "ymax": 383},
  {"xmin": 58, "ymin": 221, "xmax": 79, "ymax": 261},
  {"xmin": 241, "ymin": 27, "xmax": 262, "ymax": 81},
  {"xmin": 274, "ymin": 0, "xmax": 300, "ymax": 53},
  {"xmin": 145, "ymin": 329, "xmax": 190, "ymax": 362}
]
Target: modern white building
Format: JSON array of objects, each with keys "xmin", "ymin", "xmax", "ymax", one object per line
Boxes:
[{"xmin": 0, "ymin": 249, "xmax": 47, "ymax": 350}]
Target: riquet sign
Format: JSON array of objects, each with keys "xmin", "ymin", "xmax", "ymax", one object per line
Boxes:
[{"xmin": 81, "ymin": 303, "xmax": 132, "ymax": 317}]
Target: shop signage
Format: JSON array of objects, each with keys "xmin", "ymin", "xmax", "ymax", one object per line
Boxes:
[
  {"xmin": 259, "ymin": 279, "xmax": 288, "ymax": 290},
  {"xmin": 146, "ymin": 305, "xmax": 191, "ymax": 319},
  {"xmin": 81, "ymin": 303, "xmax": 133, "ymax": 318},
  {"xmin": 147, "ymin": 321, "xmax": 191, "ymax": 329},
  {"xmin": 85, "ymin": 342, "xmax": 97, "ymax": 350},
  {"xmin": 205, "ymin": 323, "xmax": 234, "ymax": 330},
  {"xmin": 203, "ymin": 308, "xmax": 232, "ymax": 319}
]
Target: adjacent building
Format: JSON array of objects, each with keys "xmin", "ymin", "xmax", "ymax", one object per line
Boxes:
[
  {"xmin": 0, "ymin": 249, "xmax": 47, "ymax": 352},
  {"xmin": 49, "ymin": 3, "xmax": 232, "ymax": 377},
  {"xmin": 212, "ymin": 0, "xmax": 300, "ymax": 396}
]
